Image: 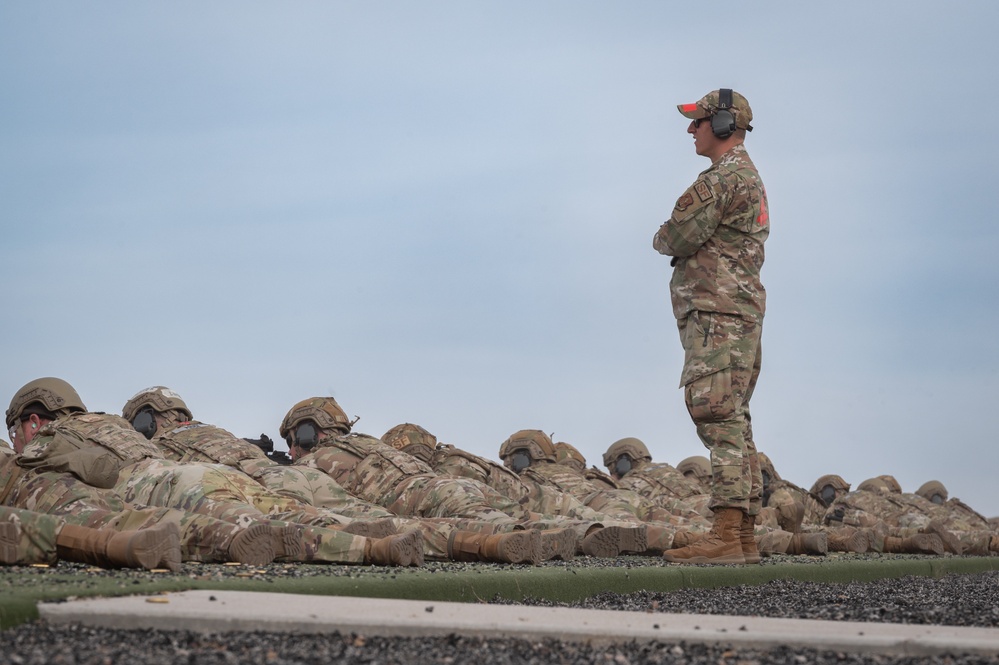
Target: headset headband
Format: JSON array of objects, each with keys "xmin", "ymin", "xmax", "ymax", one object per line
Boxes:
[{"xmin": 718, "ymin": 88, "xmax": 733, "ymax": 111}]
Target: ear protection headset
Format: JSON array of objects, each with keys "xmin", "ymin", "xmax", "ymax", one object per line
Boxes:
[
  {"xmin": 710, "ymin": 88, "xmax": 737, "ymax": 139},
  {"xmin": 131, "ymin": 408, "xmax": 158, "ymax": 440},
  {"xmin": 612, "ymin": 454, "xmax": 633, "ymax": 478},
  {"xmin": 294, "ymin": 422, "xmax": 319, "ymax": 451}
]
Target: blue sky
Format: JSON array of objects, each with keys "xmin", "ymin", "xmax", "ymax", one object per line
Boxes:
[{"xmin": 4, "ymin": 2, "xmax": 998, "ymax": 517}]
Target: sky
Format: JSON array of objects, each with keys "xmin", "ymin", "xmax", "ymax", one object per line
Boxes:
[{"xmin": 3, "ymin": 2, "xmax": 998, "ymax": 517}]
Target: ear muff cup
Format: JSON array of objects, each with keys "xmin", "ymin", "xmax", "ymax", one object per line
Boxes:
[
  {"xmin": 132, "ymin": 408, "xmax": 157, "ymax": 440},
  {"xmin": 710, "ymin": 88, "xmax": 737, "ymax": 139}
]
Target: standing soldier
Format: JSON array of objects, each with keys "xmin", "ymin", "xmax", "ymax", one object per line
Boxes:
[{"xmin": 652, "ymin": 88, "xmax": 769, "ymax": 565}]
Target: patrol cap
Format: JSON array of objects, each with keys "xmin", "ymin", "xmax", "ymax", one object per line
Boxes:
[
  {"xmin": 121, "ymin": 386, "xmax": 193, "ymax": 423},
  {"xmin": 7, "ymin": 377, "xmax": 87, "ymax": 429},
  {"xmin": 678, "ymin": 89, "xmax": 754, "ymax": 131},
  {"xmin": 383, "ymin": 423, "xmax": 438, "ymax": 451},
  {"xmin": 279, "ymin": 397, "xmax": 352, "ymax": 441}
]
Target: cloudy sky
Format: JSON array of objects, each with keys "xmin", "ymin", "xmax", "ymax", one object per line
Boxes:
[{"xmin": 4, "ymin": 3, "xmax": 998, "ymax": 516}]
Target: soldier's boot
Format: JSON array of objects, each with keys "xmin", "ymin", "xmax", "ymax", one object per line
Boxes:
[
  {"xmin": 776, "ymin": 501, "xmax": 805, "ymax": 535},
  {"xmin": 920, "ymin": 521, "xmax": 963, "ymax": 555},
  {"xmin": 447, "ymin": 530, "xmax": 541, "ymax": 565},
  {"xmin": 883, "ymin": 534, "xmax": 944, "ymax": 555},
  {"xmin": 341, "ymin": 518, "xmax": 399, "ymax": 539},
  {"xmin": 960, "ymin": 535, "xmax": 991, "ymax": 556},
  {"xmin": 56, "ymin": 523, "xmax": 182, "ymax": 572},
  {"xmin": 826, "ymin": 527, "xmax": 869, "ymax": 553},
  {"xmin": 0, "ymin": 522, "xmax": 20, "ymax": 564},
  {"xmin": 365, "ymin": 531, "xmax": 424, "ymax": 567},
  {"xmin": 741, "ymin": 513, "xmax": 761, "ymax": 565},
  {"xmin": 786, "ymin": 532, "xmax": 828, "ymax": 556},
  {"xmin": 226, "ymin": 524, "xmax": 303, "ymax": 566},
  {"xmin": 581, "ymin": 525, "xmax": 648, "ymax": 558},
  {"xmin": 757, "ymin": 531, "xmax": 787, "ymax": 556},
  {"xmin": 668, "ymin": 530, "xmax": 701, "ymax": 550},
  {"xmin": 663, "ymin": 508, "xmax": 745, "ymax": 565},
  {"xmin": 861, "ymin": 526, "xmax": 886, "ymax": 553},
  {"xmin": 539, "ymin": 529, "xmax": 578, "ymax": 561}
]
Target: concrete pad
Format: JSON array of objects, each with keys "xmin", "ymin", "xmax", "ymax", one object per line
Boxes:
[{"xmin": 39, "ymin": 590, "xmax": 999, "ymax": 657}]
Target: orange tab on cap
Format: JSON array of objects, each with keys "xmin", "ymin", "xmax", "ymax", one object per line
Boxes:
[{"xmin": 679, "ymin": 103, "xmax": 699, "ymax": 112}]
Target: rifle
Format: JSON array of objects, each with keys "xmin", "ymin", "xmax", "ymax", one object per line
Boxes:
[{"xmin": 243, "ymin": 433, "xmax": 293, "ymax": 466}]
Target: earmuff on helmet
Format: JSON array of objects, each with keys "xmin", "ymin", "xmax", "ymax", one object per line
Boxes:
[
  {"xmin": 131, "ymin": 407, "xmax": 158, "ymax": 440},
  {"xmin": 293, "ymin": 422, "xmax": 319, "ymax": 451},
  {"xmin": 612, "ymin": 454, "xmax": 633, "ymax": 478},
  {"xmin": 710, "ymin": 88, "xmax": 737, "ymax": 139}
]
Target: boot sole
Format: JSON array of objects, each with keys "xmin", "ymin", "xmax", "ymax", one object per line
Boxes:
[
  {"xmin": 388, "ymin": 531, "xmax": 425, "ymax": 567},
  {"xmin": 581, "ymin": 526, "xmax": 648, "ymax": 558},
  {"xmin": 540, "ymin": 529, "xmax": 578, "ymax": 562},
  {"xmin": 926, "ymin": 521, "xmax": 963, "ymax": 555},
  {"xmin": 228, "ymin": 524, "xmax": 277, "ymax": 566},
  {"xmin": 498, "ymin": 530, "xmax": 542, "ymax": 565},
  {"xmin": 122, "ymin": 523, "xmax": 182, "ymax": 572}
]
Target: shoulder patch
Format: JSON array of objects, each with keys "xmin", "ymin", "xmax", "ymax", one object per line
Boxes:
[
  {"xmin": 674, "ymin": 192, "xmax": 694, "ymax": 212},
  {"xmin": 694, "ymin": 179, "xmax": 714, "ymax": 203}
]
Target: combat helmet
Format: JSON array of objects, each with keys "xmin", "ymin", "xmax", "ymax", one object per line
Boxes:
[
  {"xmin": 916, "ymin": 480, "xmax": 948, "ymax": 505},
  {"xmin": 857, "ymin": 477, "xmax": 890, "ymax": 494},
  {"xmin": 6, "ymin": 377, "xmax": 87, "ymax": 429},
  {"xmin": 553, "ymin": 442, "xmax": 586, "ymax": 472},
  {"xmin": 499, "ymin": 429, "xmax": 556, "ymax": 473},
  {"xmin": 602, "ymin": 437, "xmax": 651, "ymax": 479},
  {"xmin": 383, "ymin": 423, "xmax": 438, "ymax": 452},
  {"xmin": 756, "ymin": 451, "xmax": 781, "ymax": 484},
  {"xmin": 677, "ymin": 455, "xmax": 711, "ymax": 483},
  {"xmin": 809, "ymin": 474, "xmax": 850, "ymax": 507},
  {"xmin": 877, "ymin": 475, "xmax": 902, "ymax": 494},
  {"xmin": 122, "ymin": 386, "xmax": 193, "ymax": 424},
  {"xmin": 279, "ymin": 397, "xmax": 352, "ymax": 443}
]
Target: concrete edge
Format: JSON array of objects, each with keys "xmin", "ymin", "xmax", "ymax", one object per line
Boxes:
[{"xmin": 39, "ymin": 590, "xmax": 999, "ymax": 657}]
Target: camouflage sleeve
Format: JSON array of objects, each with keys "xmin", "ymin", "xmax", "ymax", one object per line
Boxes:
[{"xmin": 653, "ymin": 172, "xmax": 727, "ymax": 258}]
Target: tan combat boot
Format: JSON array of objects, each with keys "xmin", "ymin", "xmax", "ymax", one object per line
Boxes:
[
  {"xmin": 663, "ymin": 508, "xmax": 745, "ymax": 564},
  {"xmin": 786, "ymin": 532, "xmax": 827, "ymax": 555},
  {"xmin": 56, "ymin": 522, "xmax": 182, "ymax": 572},
  {"xmin": 447, "ymin": 530, "xmax": 541, "ymax": 565},
  {"xmin": 826, "ymin": 527, "xmax": 869, "ymax": 553},
  {"xmin": 920, "ymin": 521, "xmax": 963, "ymax": 555},
  {"xmin": 539, "ymin": 529, "xmax": 577, "ymax": 561},
  {"xmin": 883, "ymin": 534, "xmax": 943, "ymax": 555},
  {"xmin": 741, "ymin": 513, "xmax": 761, "ymax": 565},
  {"xmin": 581, "ymin": 525, "xmax": 648, "ymax": 558},
  {"xmin": 227, "ymin": 524, "xmax": 306, "ymax": 566},
  {"xmin": 365, "ymin": 531, "xmax": 424, "ymax": 567}
]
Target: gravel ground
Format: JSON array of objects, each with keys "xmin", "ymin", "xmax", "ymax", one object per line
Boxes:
[{"xmin": 2, "ymin": 557, "xmax": 998, "ymax": 665}]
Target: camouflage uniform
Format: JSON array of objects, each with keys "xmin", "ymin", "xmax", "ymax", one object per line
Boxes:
[
  {"xmin": 0, "ymin": 505, "xmax": 63, "ymax": 565},
  {"xmin": 653, "ymin": 134, "xmax": 768, "ymax": 515},
  {"xmin": 2, "ymin": 444, "xmax": 248, "ymax": 563},
  {"xmin": 18, "ymin": 413, "xmax": 375, "ymax": 564},
  {"xmin": 154, "ymin": 420, "xmax": 487, "ymax": 560},
  {"xmin": 300, "ymin": 432, "xmax": 626, "ymax": 549}
]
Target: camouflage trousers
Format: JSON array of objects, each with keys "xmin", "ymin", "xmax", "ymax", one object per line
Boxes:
[
  {"xmin": 115, "ymin": 459, "xmax": 368, "ymax": 564},
  {"xmin": 7, "ymin": 467, "xmax": 251, "ymax": 563},
  {"xmin": 678, "ymin": 311, "xmax": 763, "ymax": 514},
  {"xmin": 0, "ymin": 505, "xmax": 61, "ymax": 565}
]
